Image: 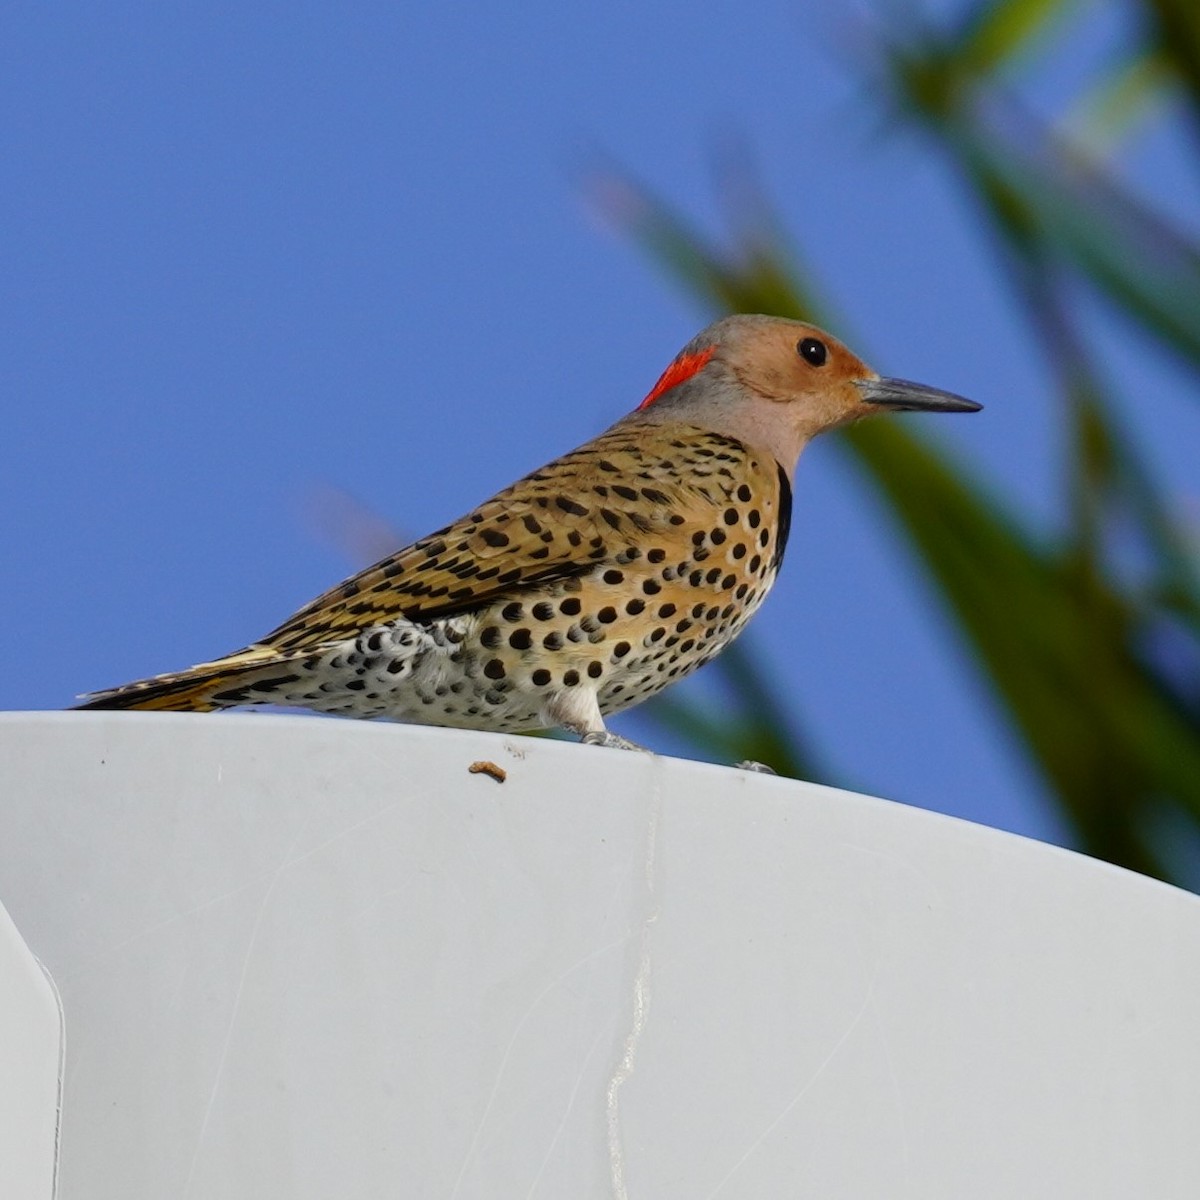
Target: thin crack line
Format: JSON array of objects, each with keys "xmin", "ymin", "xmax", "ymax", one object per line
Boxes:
[
  {"xmin": 606, "ymin": 763, "xmax": 662, "ymax": 1200},
  {"xmin": 704, "ymin": 957, "xmax": 882, "ymax": 1200},
  {"xmin": 180, "ymin": 807, "xmax": 314, "ymax": 1198}
]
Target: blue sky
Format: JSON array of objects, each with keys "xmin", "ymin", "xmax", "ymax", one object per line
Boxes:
[{"xmin": 5, "ymin": 2, "xmax": 1198, "ymax": 848}]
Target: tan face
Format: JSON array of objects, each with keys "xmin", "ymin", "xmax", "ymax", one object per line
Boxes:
[
  {"xmin": 724, "ymin": 321, "xmax": 875, "ymax": 430},
  {"xmin": 724, "ymin": 319, "xmax": 979, "ymax": 436}
]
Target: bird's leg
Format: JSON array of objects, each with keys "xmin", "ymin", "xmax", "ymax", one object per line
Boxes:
[
  {"xmin": 547, "ymin": 692, "xmax": 650, "ymax": 754},
  {"xmin": 546, "ymin": 690, "xmax": 767, "ymax": 762}
]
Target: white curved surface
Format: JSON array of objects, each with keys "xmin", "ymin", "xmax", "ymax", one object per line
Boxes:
[
  {"xmin": 0, "ymin": 894, "xmax": 62, "ymax": 1198},
  {"xmin": 1, "ymin": 711, "xmax": 1199, "ymax": 1198}
]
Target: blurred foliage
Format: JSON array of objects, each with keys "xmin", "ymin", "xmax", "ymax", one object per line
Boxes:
[{"xmin": 603, "ymin": 0, "xmax": 1200, "ymax": 888}]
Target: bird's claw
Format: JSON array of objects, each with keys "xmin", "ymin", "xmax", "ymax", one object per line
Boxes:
[
  {"xmin": 580, "ymin": 731, "xmax": 650, "ymax": 753},
  {"xmin": 735, "ymin": 760, "xmax": 776, "ymax": 774}
]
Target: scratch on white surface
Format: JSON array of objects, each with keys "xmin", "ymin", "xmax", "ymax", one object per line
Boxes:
[
  {"xmin": 180, "ymin": 809, "xmax": 314, "ymax": 1200},
  {"xmin": 524, "ymin": 1022, "xmax": 615, "ymax": 1200},
  {"xmin": 605, "ymin": 765, "xmax": 663, "ymax": 1200},
  {"xmin": 447, "ymin": 932, "xmax": 636, "ymax": 1200},
  {"xmin": 58, "ymin": 873, "xmax": 267, "ymax": 984},
  {"xmin": 35, "ymin": 955, "xmax": 65, "ymax": 1200},
  {"xmin": 343, "ymin": 884, "xmax": 415, "ymax": 926},
  {"xmin": 57, "ymin": 792, "xmax": 343, "ymax": 983},
  {"xmin": 704, "ymin": 955, "xmax": 882, "ymax": 1200},
  {"xmin": 59, "ymin": 790, "xmax": 397, "ymax": 985},
  {"xmin": 867, "ymin": 967, "xmax": 910, "ymax": 1193},
  {"xmin": 277, "ymin": 794, "xmax": 406, "ymax": 870}
]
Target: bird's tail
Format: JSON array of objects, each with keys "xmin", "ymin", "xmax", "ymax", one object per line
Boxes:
[{"xmin": 75, "ymin": 646, "xmax": 288, "ymax": 712}]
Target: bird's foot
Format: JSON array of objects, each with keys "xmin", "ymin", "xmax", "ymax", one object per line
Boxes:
[
  {"xmin": 735, "ymin": 760, "xmax": 776, "ymax": 774},
  {"xmin": 580, "ymin": 730, "xmax": 650, "ymax": 753}
]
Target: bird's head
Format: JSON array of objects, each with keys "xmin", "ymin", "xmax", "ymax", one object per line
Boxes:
[{"xmin": 628, "ymin": 314, "xmax": 980, "ymax": 475}]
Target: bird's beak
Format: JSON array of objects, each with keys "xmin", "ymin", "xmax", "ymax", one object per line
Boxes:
[{"xmin": 856, "ymin": 376, "xmax": 982, "ymax": 413}]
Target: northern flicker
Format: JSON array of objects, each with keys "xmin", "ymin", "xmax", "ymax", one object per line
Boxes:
[{"xmin": 77, "ymin": 315, "xmax": 980, "ymax": 752}]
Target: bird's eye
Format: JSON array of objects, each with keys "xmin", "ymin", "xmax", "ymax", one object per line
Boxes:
[{"xmin": 798, "ymin": 337, "xmax": 828, "ymax": 367}]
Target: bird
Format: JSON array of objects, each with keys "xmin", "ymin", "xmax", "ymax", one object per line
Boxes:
[{"xmin": 77, "ymin": 314, "xmax": 980, "ymax": 754}]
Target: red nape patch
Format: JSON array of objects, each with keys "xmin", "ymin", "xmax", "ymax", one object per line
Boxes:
[{"xmin": 637, "ymin": 345, "xmax": 716, "ymax": 410}]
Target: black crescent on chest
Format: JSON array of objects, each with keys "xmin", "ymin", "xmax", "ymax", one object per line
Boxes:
[{"xmin": 771, "ymin": 461, "xmax": 793, "ymax": 573}]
